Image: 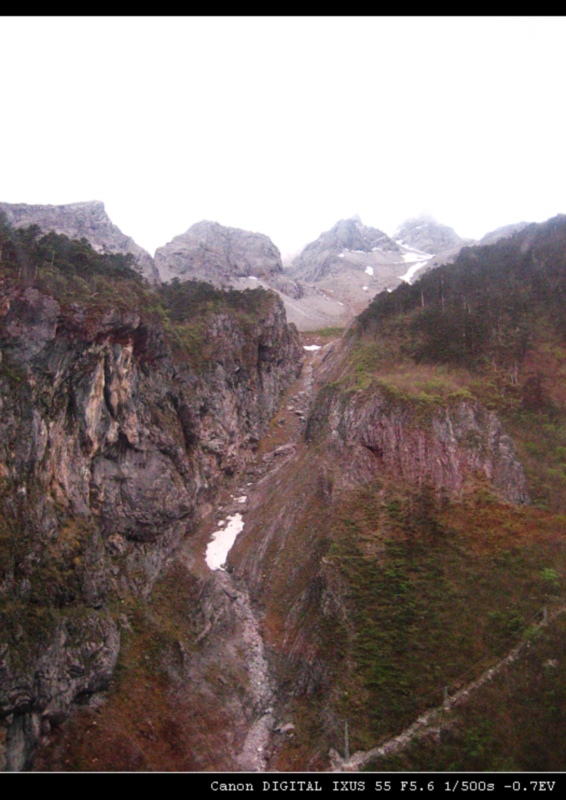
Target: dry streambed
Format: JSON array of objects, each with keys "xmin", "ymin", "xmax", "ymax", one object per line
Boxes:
[{"xmin": 200, "ymin": 345, "xmax": 324, "ymax": 770}]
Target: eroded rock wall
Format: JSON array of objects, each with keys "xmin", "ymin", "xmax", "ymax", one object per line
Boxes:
[
  {"xmin": 0, "ymin": 282, "xmax": 302, "ymax": 769},
  {"xmin": 305, "ymin": 384, "xmax": 530, "ymax": 504}
]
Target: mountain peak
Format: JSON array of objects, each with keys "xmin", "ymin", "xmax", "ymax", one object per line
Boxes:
[
  {"xmin": 154, "ymin": 220, "xmax": 285, "ymax": 284},
  {"xmin": 0, "ymin": 199, "xmax": 157, "ymax": 281},
  {"xmin": 289, "ymin": 219, "xmax": 400, "ymax": 282},
  {"xmin": 395, "ymin": 216, "xmax": 466, "ymax": 255}
]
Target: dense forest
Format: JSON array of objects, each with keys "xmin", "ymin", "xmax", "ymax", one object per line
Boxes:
[{"xmin": 358, "ymin": 215, "xmax": 566, "ymax": 372}]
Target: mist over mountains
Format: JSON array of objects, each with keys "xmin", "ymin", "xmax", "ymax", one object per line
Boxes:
[{"xmin": 0, "ymin": 200, "xmax": 520, "ymax": 332}]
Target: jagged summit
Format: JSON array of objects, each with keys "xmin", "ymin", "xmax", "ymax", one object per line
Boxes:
[
  {"xmin": 289, "ymin": 217, "xmax": 400, "ymax": 282},
  {"xmin": 394, "ymin": 215, "xmax": 467, "ymax": 255},
  {"xmin": 282, "ymin": 217, "xmax": 443, "ymax": 329},
  {"xmin": 0, "ymin": 200, "xmax": 158, "ymax": 282}
]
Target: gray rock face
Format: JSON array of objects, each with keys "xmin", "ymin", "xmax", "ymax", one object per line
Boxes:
[
  {"xmin": 0, "ymin": 282, "xmax": 302, "ymax": 769},
  {"xmin": 154, "ymin": 220, "xmax": 285, "ymax": 285},
  {"xmin": 0, "ymin": 201, "xmax": 158, "ymax": 282},
  {"xmin": 289, "ymin": 217, "xmax": 400, "ymax": 282},
  {"xmin": 394, "ymin": 216, "xmax": 467, "ymax": 255},
  {"xmin": 305, "ymin": 385, "xmax": 530, "ymax": 504},
  {"xmin": 2, "ymin": 615, "xmax": 120, "ymax": 771}
]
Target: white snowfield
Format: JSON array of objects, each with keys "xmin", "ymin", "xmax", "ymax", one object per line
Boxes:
[
  {"xmin": 399, "ymin": 262, "xmax": 428, "ymax": 284},
  {"xmin": 401, "ymin": 250, "xmax": 430, "ymax": 264},
  {"xmin": 395, "ymin": 244, "xmax": 434, "ymax": 284},
  {"xmin": 303, "ymin": 344, "xmax": 321, "ymax": 351},
  {"xmin": 206, "ymin": 512, "xmax": 245, "ymax": 570},
  {"xmin": 365, "ymin": 266, "xmax": 374, "ymax": 276}
]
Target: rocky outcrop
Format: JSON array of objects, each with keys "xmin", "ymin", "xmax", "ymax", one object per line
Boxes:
[
  {"xmin": 0, "ymin": 201, "xmax": 158, "ymax": 282},
  {"xmin": 1, "ymin": 614, "xmax": 119, "ymax": 771},
  {"xmin": 0, "ymin": 281, "xmax": 302, "ymax": 769},
  {"xmin": 289, "ymin": 217, "xmax": 400, "ymax": 282},
  {"xmin": 305, "ymin": 384, "xmax": 530, "ymax": 504},
  {"xmin": 228, "ymin": 344, "xmax": 530, "ymax": 769},
  {"xmin": 155, "ymin": 220, "xmax": 285, "ymax": 285},
  {"xmin": 394, "ymin": 216, "xmax": 467, "ymax": 255}
]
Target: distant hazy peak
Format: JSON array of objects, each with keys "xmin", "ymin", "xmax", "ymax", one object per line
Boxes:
[
  {"xmin": 322, "ymin": 217, "xmax": 398, "ymax": 250},
  {"xmin": 394, "ymin": 216, "xmax": 467, "ymax": 255},
  {"xmin": 479, "ymin": 221, "xmax": 530, "ymax": 247},
  {"xmin": 289, "ymin": 218, "xmax": 400, "ymax": 282}
]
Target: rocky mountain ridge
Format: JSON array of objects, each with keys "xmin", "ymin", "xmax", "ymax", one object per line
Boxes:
[
  {"xmin": 288, "ymin": 217, "xmax": 401, "ymax": 283},
  {"xmin": 154, "ymin": 219, "xmax": 302, "ymax": 300},
  {"xmin": 279, "ymin": 217, "xmax": 453, "ymax": 329},
  {"xmin": 0, "ymin": 201, "xmax": 158, "ymax": 283},
  {"xmin": 0, "ymin": 200, "xmax": 535, "ymax": 332}
]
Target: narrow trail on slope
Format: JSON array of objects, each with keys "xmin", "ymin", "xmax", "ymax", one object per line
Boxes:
[{"xmin": 330, "ymin": 605, "xmax": 566, "ymax": 772}]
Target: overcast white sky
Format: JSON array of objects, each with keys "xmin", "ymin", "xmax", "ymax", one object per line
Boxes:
[{"xmin": 2, "ymin": 17, "xmax": 565, "ymax": 258}]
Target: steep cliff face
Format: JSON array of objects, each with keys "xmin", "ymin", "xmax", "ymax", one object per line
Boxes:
[
  {"xmin": 305, "ymin": 382, "xmax": 530, "ymax": 504},
  {"xmin": 0, "ymin": 277, "xmax": 302, "ymax": 770},
  {"xmin": 235, "ymin": 346, "xmax": 530, "ymax": 622},
  {"xmin": 0, "ymin": 201, "xmax": 158, "ymax": 283}
]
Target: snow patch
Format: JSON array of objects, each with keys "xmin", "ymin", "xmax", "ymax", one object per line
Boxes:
[
  {"xmin": 249, "ymin": 276, "xmax": 258, "ymax": 280},
  {"xmin": 362, "ymin": 286, "xmax": 368, "ymax": 292},
  {"xmin": 402, "ymin": 251, "xmax": 430, "ymax": 264},
  {"xmin": 337, "ymin": 253, "xmax": 345, "ymax": 258},
  {"xmin": 303, "ymin": 344, "xmax": 321, "ymax": 351},
  {"xmin": 206, "ymin": 513, "xmax": 245, "ymax": 570},
  {"xmin": 365, "ymin": 266, "xmax": 374, "ymax": 276},
  {"xmin": 399, "ymin": 262, "xmax": 427, "ymax": 284}
]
